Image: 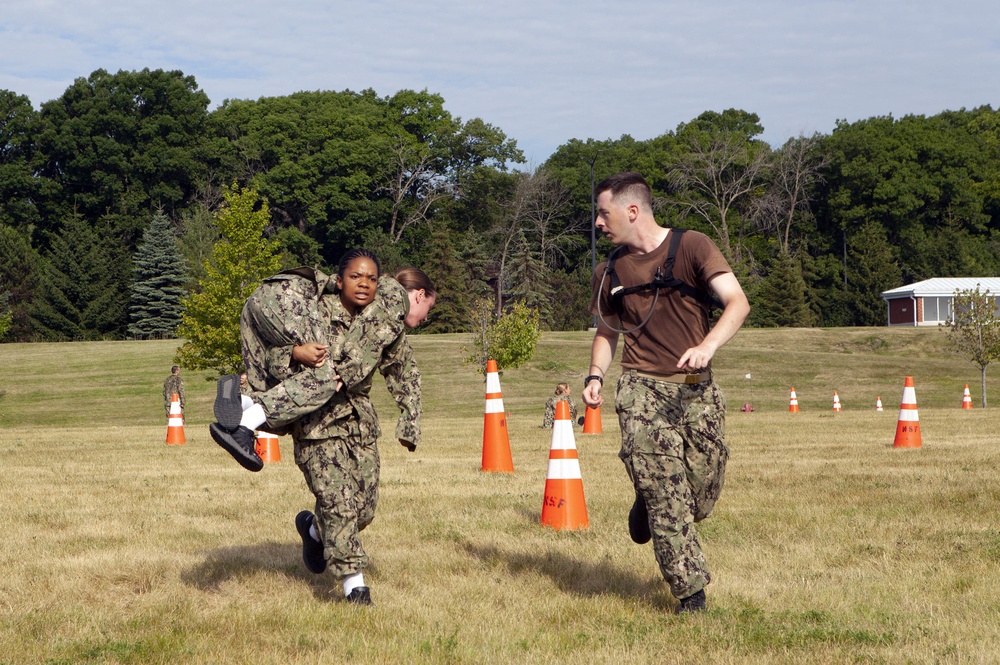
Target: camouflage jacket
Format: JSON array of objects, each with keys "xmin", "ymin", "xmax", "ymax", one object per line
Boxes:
[
  {"xmin": 162, "ymin": 375, "xmax": 185, "ymax": 408},
  {"xmin": 275, "ymin": 292, "xmax": 421, "ymax": 445},
  {"xmin": 542, "ymin": 395, "xmax": 578, "ymax": 428}
]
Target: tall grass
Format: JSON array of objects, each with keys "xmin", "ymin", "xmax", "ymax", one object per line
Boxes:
[{"xmin": 1, "ymin": 327, "xmax": 997, "ymax": 663}]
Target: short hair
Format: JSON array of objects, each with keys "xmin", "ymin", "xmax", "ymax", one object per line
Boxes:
[
  {"xmin": 394, "ymin": 267, "xmax": 436, "ymax": 297},
  {"xmin": 337, "ymin": 248, "xmax": 381, "ymax": 278},
  {"xmin": 171, "ymin": 365, "xmax": 180, "ymax": 373},
  {"xmin": 594, "ymin": 172, "xmax": 653, "ymax": 212}
]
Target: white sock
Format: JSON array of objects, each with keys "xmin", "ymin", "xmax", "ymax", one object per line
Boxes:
[
  {"xmin": 240, "ymin": 402, "xmax": 267, "ymax": 430},
  {"xmin": 343, "ymin": 571, "xmax": 365, "ymax": 596},
  {"xmin": 309, "ymin": 523, "xmax": 320, "ymax": 541},
  {"xmin": 241, "ymin": 395, "xmax": 254, "ymax": 410}
]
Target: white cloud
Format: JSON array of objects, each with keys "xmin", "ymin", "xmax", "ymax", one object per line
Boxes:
[{"xmin": 1, "ymin": 0, "xmax": 999, "ymax": 163}]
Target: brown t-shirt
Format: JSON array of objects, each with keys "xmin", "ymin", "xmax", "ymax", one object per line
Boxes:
[{"xmin": 589, "ymin": 229, "xmax": 732, "ymax": 374}]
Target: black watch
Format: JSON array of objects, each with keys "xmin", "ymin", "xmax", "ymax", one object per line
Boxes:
[{"xmin": 584, "ymin": 374, "xmax": 604, "ymax": 387}]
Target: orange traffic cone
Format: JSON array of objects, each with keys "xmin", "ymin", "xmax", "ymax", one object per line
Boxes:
[
  {"xmin": 788, "ymin": 387, "xmax": 800, "ymax": 413},
  {"xmin": 875, "ymin": 396, "xmax": 884, "ymax": 412},
  {"xmin": 540, "ymin": 400, "xmax": 589, "ymax": 530},
  {"xmin": 256, "ymin": 430, "xmax": 281, "ymax": 463},
  {"xmin": 962, "ymin": 384, "xmax": 973, "ymax": 410},
  {"xmin": 893, "ymin": 376, "xmax": 922, "ymax": 448},
  {"xmin": 166, "ymin": 393, "xmax": 186, "ymax": 445},
  {"xmin": 582, "ymin": 405, "xmax": 602, "ymax": 434},
  {"xmin": 481, "ymin": 359, "xmax": 514, "ymax": 473},
  {"xmin": 832, "ymin": 391, "xmax": 842, "ymax": 412}
]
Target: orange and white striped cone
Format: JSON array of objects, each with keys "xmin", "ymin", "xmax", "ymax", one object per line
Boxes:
[
  {"xmin": 481, "ymin": 359, "xmax": 514, "ymax": 473},
  {"xmin": 540, "ymin": 400, "xmax": 589, "ymax": 530},
  {"xmin": 788, "ymin": 387, "xmax": 800, "ymax": 413},
  {"xmin": 875, "ymin": 396, "xmax": 884, "ymax": 412},
  {"xmin": 832, "ymin": 391, "xmax": 842, "ymax": 412},
  {"xmin": 582, "ymin": 405, "xmax": 602, "ymax": 434},
  {"xmin": 166, "ymin": 393, "xmax": 186, "ymax": 445},
  {"xmin": 962, "ymin": 384, "xmax": 973, "ymax": 410},
  {"xmin": 255, "ymin": 430, "xmax": 281, "ymax": 463},
  {"xmin": 893, "ymin": 376, "xmax": 922, "ymax": 448}
]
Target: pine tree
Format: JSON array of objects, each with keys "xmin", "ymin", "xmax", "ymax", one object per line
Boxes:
[
  {"xmin": 128, "ymin": 211, "xmax": 189, "ymax": 339},
  {"xmin": 506, "ymin": 230, "xmax": 554, "ymax": 328},
  {"xmin": 0, "ymin": 224, "xmax": 43, "ymax": 341},
  {"xmin": 848, "ymin": 221, "xmax": 902, "ymax": 326},
  {"xmin": 421, "ymin": 225, "xmax": 475, "ymax": 334},
  {"xmin": 751, "ymin": 250, "xmax": 814, "ymax": 327},
  {"xmin": 174, "ymin": 184, "xmax": 282, "ymax": 375},
  {"xmin": 28, "ymin": 215, "xmax": 131, "ymax": 340}
]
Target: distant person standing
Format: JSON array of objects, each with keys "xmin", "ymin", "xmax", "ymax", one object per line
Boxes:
[
  {"xmin": 239, "ymin": 372, "xmax": 251, "ymax": 396},
  {"xmin": 163, "ymin": 365, "xmax": 185, "ymax": 420},
  {"xmin": 541, "ymin": 383, "xmax": 578, "ymax": 428},
  {"xmin": 582, "ymin": 172, "xmax": 749, "ymax": 614}
]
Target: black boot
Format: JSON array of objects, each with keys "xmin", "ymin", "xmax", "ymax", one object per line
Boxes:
[
  {"xmin": 677, "ymin": 589, "xmax": 707, "ymax": 614},
  {"xmin": 628, "ymin": 491, "xmax": 651, "ymax": 544}
]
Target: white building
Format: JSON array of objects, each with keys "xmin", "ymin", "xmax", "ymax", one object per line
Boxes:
[{"xmin": 881, "ymin": 278, "xmax": 1000, "ymax": 326}]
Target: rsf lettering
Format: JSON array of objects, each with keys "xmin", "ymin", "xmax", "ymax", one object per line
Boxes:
[{"xmin": 544, "ymin": 495, "xmax": 566, "ymax": 508}]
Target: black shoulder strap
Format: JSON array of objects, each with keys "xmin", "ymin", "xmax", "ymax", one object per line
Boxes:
[{"xmin": 604, "ymin": 229, "xmax": 723, "ymax": 312}]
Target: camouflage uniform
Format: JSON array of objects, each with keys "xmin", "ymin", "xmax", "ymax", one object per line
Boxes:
[
  {"xmin": 541, "ymin": 395, "xmax": 578, "ymax": 428},
  {"xmin": 162, "ymin": 373, "xmax": 184, "ymax": 418},
  {"xmin": 240, "ymin": 269, "xmax": 409, "ymax": 432},
  {"xmin": 285, "ymin": 294, "xmax": 420, "ymax": 578},
  {"xmin": 242, "ymin": 267, "xmax": 420, "ymax": 579},
  {"xmin": 616, "ymin": 371, "xmax": 727, "ymax": 599}
]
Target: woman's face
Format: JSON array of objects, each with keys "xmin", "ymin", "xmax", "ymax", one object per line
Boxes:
[
  {"xmin": 404, "ymin": 289, "xmax": 436, "ymax": 328},
  {"xmin": 337, "ymin": 257, "xmax": 379, "ymax": 314}
]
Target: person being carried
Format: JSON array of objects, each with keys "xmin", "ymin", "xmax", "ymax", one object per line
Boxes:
[
  {"xmin": 581, "ymin": 172, "xmax": 749, "ymax": 614},
  {"xmin": 541, "ymin": 383, "xmax": 578, "ymax": 428},
  {"xmin": 162, "ymin": 365, "xmax": 185, "ymax": 421},
  {"xmin": 210, "ymin": 251, "xmax": 436, "ymax": 606},
  {"xmin": 209, "ymin": 262, "xmax": 435, "ymax": 471}
]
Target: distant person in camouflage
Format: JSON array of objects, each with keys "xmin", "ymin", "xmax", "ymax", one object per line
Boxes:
[
  {"xmin": 211, "ymin": 250, "xmax": 436, "ymax": 606},
  {"xmin": 541, "ymin": 383, "xmax": 578, "ymax": 428},
  {"xmin": 581, "ymin": 172, "xmax": 749, "ymax": 614},
  {"xmin": 162, "ymin": 365, "xmax": 185, "ymax": 420}
]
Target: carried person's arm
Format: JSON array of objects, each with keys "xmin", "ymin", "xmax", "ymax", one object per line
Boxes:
[{"xmin": 379, "ymin": 334, "xmax": 421, "ymax": 452}]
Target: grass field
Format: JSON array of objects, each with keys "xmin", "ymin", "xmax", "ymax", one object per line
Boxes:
[{"xmin": 1, "ymin": 327, "xmax": 999, "ymax": 664}]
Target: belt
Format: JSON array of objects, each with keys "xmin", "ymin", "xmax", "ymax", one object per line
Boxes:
[{"xmin": 630, "ymin": 369, "xmax": 712, "ymax": 385}]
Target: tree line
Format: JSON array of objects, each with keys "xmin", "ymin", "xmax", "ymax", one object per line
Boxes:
[{"xmin": 1, "ymin": 67, "xmax": 999, "ymax": 342}]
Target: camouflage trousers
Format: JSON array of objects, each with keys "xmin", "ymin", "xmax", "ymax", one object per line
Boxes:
[
  {"xmin": 294, "ymin": 423, "xmax": 380, "ymax": 579},
  {"xmin": 241, "ymin": 285, "xmax": 340, "ymax": 430},
  {"xmin": 615, "ymin": 370, "xmax": 728, "ymax": 599}
]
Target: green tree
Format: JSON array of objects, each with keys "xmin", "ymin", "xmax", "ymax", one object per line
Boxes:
[
  {"xmin": 945, "ymin": 286, "xmax": 1000, "ymax": 408},
  {"xmin": 32, "ymin": 68, "xmax": 216, "ymax": 245},
  {"xmin": 0, "ymin": 91, "xmax": 41, "ymax": 229},
  {"xmin": 175, "ymin": 185, "xmax": 281, "ymax": 375},
  {"xmin": 750, "ymin": 250, "xmax": 814, "ymax": 327},
  {"xmin": 28, "ymin": 215, "xmax": 131, "ymax": 340},
  {"xmin": 128, "ymin": 210, "xmax": 189, "ymax": 339},
  {"xmin": 0, "ymin": 224, "xmax": 43, "ymax": 341},
  {"xmin": 465, "ymin": 298, "xmax": 541, "ymax": 373},
  {"xmin": 848, "ymin": 221, "xmax": 902, "ymax": 326}
]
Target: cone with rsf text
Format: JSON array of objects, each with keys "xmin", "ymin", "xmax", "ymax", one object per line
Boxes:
[
  {"xmin": 166, "ymin": 393, "xmax": 185, "ymax": 445},
  {"xmin": 962, "ymin": 384, "xmax": 973, "ymax": 410},
  {"xmin": 788, "ymin": 387, "xmax": 800, "ymax": 413},
  {"xmin": 582, "ymin": 404, "xmax": 602, "ymax": 434},
  {"xmin": 481, "ymin": 359, "xmax": 514, "ymax": 473},
  {"xmin": 540, "ymin": 400, "xmax": 589, "ymax": 530},
  {"xmin": 256, "ymin": 430, "xmax": 281, "ymax": 463},
  {"xmin": 893, "ymin": 376, "xmax": 922, "ymax": 448}
]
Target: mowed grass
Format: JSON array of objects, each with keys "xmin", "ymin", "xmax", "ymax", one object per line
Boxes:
[{"xmin": 1, "ymin": 327, "xmax": 999, "ymax": 664}]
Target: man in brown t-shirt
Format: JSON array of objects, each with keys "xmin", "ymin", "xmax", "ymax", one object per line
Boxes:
[{"xmin": 581, "ymin": 172, "xmax": 749, "ymax": 614}]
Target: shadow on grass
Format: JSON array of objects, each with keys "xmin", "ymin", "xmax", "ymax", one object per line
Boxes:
[
  {"xmin": 462, "ymin": 541, "xmax": 673, "ymax": 611},
  {"xmin": 180, "ymin": 540, "xmax": 376, "ymax": 604}
]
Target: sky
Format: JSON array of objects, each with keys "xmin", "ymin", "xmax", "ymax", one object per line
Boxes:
[{"xmin": 3, "ymin": 0, "xmax": 1000, "ymax": 165}]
